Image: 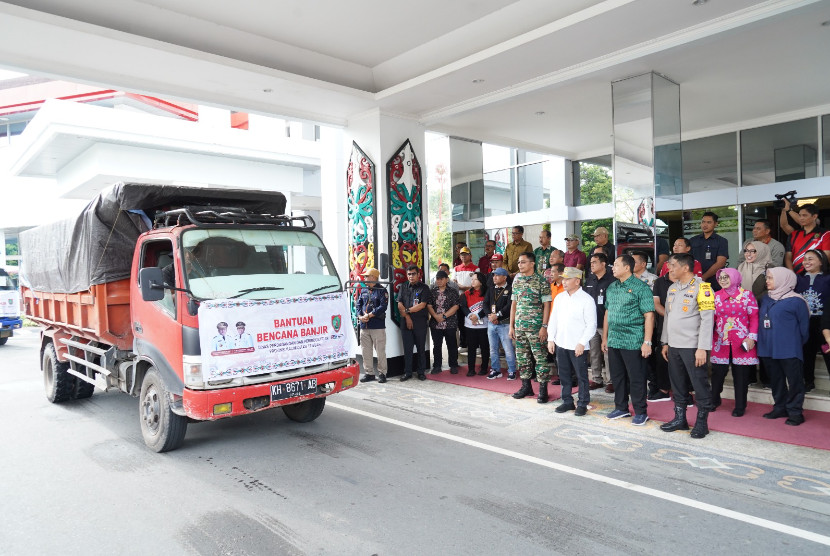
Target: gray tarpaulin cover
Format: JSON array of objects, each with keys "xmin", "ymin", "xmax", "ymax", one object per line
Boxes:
[{"xmin": 20, "ymin": 183, "xmax": 287, "ymax": 293}]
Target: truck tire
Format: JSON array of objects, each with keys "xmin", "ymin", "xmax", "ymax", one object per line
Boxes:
[
  {"xmin": 0, "ymin": 337, "xmax": 7, "ymax": 346},
  {"xmin": 282, "ymin": 398, "xmax": 326, "ymax": 423},
  {"xmin": 43, "ymin": 343, "xmax": 73, "ymax": 403},
  {"xmin": 71, "ymin": 375, "xmax": 96, "ymax": 400},
  {"xmin": 139, "ymin": 367, "xmax": 187, "ymax": 452}
]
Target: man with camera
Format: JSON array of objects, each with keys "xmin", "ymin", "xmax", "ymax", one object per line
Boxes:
[{"xmin": 779, "ymin": 196, "xmax": 830, "ymax": 274}]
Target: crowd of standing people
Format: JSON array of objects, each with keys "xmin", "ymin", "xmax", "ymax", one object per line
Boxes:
[{"xmin": 357, "ymin": 207, "xmax": 830, "ymax": 437}]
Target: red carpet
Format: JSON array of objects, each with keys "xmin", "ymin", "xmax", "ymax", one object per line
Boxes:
[{"xmin": 428, "ymin": 370, "xmax": 830, "ymax": 451}]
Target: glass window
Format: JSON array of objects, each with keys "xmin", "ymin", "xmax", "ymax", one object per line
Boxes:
[
  {"xmin": 517, "ymin": 150, "xmax": 548, "ymax": 165},
  {"xmin": 573, "ymin": 157, "xmax": 612, "ymax": 206},
  {"xmin": 181, "ymin": 229, "xmax": 340, "ymax": 300},
  {"xmin": 483, "ymin": 169, "xmax": 514, "ymax": 217},
  {"xmin": 518, "ymin": 163, "xmax": 544, "ymax": 212},
  {"xmin": 682, "ymin": 206, "xmax": 740, "ymax": 268},
  {"xmin": 823, "ymin": 114, "xmax": 830, "ymax": 177},
  {"xmin": 741, "ymin": 118, "xmax": 818, "ymax": 186},
  {"xmin": 469, "ymin": 179, "xmax": 484, "ymax": 220},
  {"xmin": 451, "ymin": 181, "xmax": 469, "ymax": 221},
  {"xmin": 682, "ymin": 133, "xmax": 737, "ymax": 193},
  {"xmin": 482, "ymin": 144, "xmax": 514, "ymax": 173}
]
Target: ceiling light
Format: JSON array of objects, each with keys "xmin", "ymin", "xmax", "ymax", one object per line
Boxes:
[
  {"xmin": 262, "ymin": 88, "xmax": 273, "ymax": 93},
  {"xmin": 821, "ymin": 20, "xmax": 830, "ymax": 27},
  {"xmin": 692, "ymin": 0, "xmax": 708, "ymax": 5},
  {"xmin": 534, "ymin": 111, "xmax": 546, "ymax": 116},
  {"xmin": 472, "ymin": 79, "xmax": 485, "ymax": 84}
]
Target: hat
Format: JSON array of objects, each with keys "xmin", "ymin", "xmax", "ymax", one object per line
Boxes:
[
  {"xmin": 564, "ymin": 234, "xmax": 580, "ymax": 242},
  {"xmin": 490, "ymin": 253, "xmax": 504, "ymax": 261},
  {"xmin": 593, "ymin": 227, "xmax": 609, "ymax": 236},
  {"xmin": 435, "ymin": 270, "xmax": 449, "ymax": 279},
  {"xmin": 459, "ymin": 247, "xmax": 471, "ymax": 254},
  {"xmin": 362, "ymin": 267, "xmax": 380, "ymax": 279},
  {"xmin": 562, "ymin": 267, "xmax": 583, "ymax": 279},
  {"xmin": 493, "ymin": 267, "xmax": 509, "ymax": 276}
]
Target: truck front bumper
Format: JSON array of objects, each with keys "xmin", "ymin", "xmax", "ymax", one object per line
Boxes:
[
  {"xmin": 0, "ymin": 317, "xmax": 23, "ymax": 339},
  {"xmin": 182, "ymin": 363, "xmax": 360, "ymax": 420}
]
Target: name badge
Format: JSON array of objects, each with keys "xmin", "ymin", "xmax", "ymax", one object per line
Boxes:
[
  {"xmin": 763, "ymin": 318, "xmax": 771, "ymax": 329},
  {"xmin": 597, "ymin": 295, "xmax": 604, "ymax": 305},
  {"xmin": 705, "ymin": 251, "xmax": 712, "ymax": 260}
]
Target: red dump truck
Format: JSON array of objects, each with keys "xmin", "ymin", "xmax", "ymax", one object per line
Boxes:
[{"xmin": 21, "ymin": 183, "xmax": 359, "ymax": 452}]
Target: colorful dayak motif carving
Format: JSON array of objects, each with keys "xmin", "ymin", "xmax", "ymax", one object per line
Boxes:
[
  {"xmin": 347, "ymin": 142, "xmax": 376, "ymax": 330},
  {"xmin": 387, "ymin": 139, "xmax": 423, "ymax": 325}
]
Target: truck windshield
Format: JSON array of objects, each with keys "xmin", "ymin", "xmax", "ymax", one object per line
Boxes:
[
  {"xmin": 181, "ymin": 229, "xmax": 341, "ymax": 300},
  {"xmin": 0, "ymin": 269, "xmax": 16, "ymax": 290}
]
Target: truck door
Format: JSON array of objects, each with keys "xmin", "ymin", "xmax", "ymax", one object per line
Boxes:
[{"xmin": 132, "ymin": 239, "xmax": 184, "ymax": 387}]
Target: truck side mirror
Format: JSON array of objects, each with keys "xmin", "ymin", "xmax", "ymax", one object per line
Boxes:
[
  {"xmin": 379, "ymin": 253, "xmax": 389, "ymax": 280},
  {"xmin": 139, "ymin": 267, "xmax": 166, "ymax": 302}
]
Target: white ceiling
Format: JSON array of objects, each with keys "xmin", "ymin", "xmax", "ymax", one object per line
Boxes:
[{"xmin": 1, "ymin": 0, "xmax": 829, "ymax": 159}]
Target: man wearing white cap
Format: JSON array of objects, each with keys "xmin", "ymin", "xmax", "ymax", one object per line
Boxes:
[
  {"xmin": 356, "ymin": 267, "xmax": 389, "ymax": 383},
  {"xmin": 548, "ymin": 267, "xmax": 597, "ymax": 416}
]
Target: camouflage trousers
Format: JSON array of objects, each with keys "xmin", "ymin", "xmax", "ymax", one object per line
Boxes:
[{"xmin": 514, "ymin": 329, "xmax": 550, "ymax": 381}]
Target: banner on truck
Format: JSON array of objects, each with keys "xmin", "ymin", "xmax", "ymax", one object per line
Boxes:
[{"xmin": 198, "ymin": 292, "xmax": 357, "ymax": 381}]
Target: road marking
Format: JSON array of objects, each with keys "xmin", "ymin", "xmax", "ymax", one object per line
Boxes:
[{"xmin": 329, "ymin": 402, "xmax": 830, "ymax": 547}]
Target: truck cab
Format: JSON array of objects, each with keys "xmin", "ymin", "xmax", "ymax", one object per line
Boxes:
[{"xmin": 0, "ymin": 268, "xmax": 23, "ymax": 345}]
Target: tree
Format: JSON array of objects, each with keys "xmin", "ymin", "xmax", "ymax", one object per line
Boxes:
[
  {"xmin": 427, "ymin": 163, "xmax": 452, "ymax": 273},
  {"xmin": 577, "ymin": 164, "xmax": 613, "ymax": 254}
]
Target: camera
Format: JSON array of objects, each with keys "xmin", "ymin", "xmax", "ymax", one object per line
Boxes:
[{"xmin": 773, "ymin": 190, "xmax": 798, "ymax": 210}]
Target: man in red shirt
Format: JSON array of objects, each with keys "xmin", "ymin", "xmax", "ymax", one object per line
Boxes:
[
  {"xmin": 479, "ymin": 240, "xmax": 496, "ymax": 273},
  {"xmin": 563, "ymin": 234, "xmax": 587, "ymax": 271},
  {"xmin": 453, "ymin": 247, "xmax": 478, "ymax": 293},
  {"xmin": 780, "ymin": 201, "xmax": 830, "ymax": 274},
  {"xmin": 658, "ymin": 237, "xmax": 702, "ymax": 278}
]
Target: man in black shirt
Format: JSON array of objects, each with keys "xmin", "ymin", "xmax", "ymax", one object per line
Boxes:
[
  {"xmin": 397, "ymin": 264, "xmax": 432, "ymax": 381},
  {"xmin": 583, "ymin": 252, "xmax": 616, "ymax": 390},
  {"xmin": 689, "ymin": 211, "xmax": 728, "ymax": 291}
]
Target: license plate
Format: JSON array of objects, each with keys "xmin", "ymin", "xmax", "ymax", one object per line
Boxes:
[{"xmin": 270, "ymin": 378, "xmax": 317, "ymax": 402}]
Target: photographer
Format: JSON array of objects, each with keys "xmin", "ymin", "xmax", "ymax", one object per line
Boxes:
[{"xmin": 779, "ymin": 197, "xmax": 830, "ymax": 274}]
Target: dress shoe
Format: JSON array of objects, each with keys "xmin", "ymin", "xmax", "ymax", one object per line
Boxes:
[
  {"xmin": 466, "ymin": 369, "xmax": 476, "ymax": 377},
  {"xmin": 763, "ymin": 409, "xmax": 787, "ymax": 419},
  {"xmin": 449, "ymin": 367, "xmax": 460, "ymax": 375},
  {"xmin": 785, "ymin": 414, "xmax": 805, "ymax": 426},
  {"xmin": 477, "ymin": 368, "xmax": 489, "ymax": 376},
  {"xmin": 604, "ymin": 383, "xmax": 615, "ymax": 394},
  {"xmin": 555, "ymin": 402, "xmax": 576, "ymax": 413},
  {"xmin": 360, "ymin": 374, "xmax": 376, "ymax": 383},
  {"xmin": 551, "ymin": 377, "xmax": 561, "ymax": 385},
  {"xmin": 805, "ymin": 382, "xmax": 815, "ymax": 393},
  {"xmin": 574, "ymin": 405, "xmax": 588, "ymax": 417},
  {"xmin": 400, "ymin": 374, "xmax": 412, "ymax": 382},
  {"xmin": 377, "ymin": 374, "xmax": 387, "ymax": 383},
  {"xmin": 417, "ymin": 373, "xmax": 426, "ymax": 381},
  {"xmin": 430, "ymin": 367, "xmax": 442, "ymax": 375},
  {"xmin": 589, "ymin": 381, "xmax": 603, "ymax": 390},
  {"xmin": 731, "ymin": 408, "xmax": 744, "ymax": 417}
]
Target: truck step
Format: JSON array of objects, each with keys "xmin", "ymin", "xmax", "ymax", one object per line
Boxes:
[
  {"xmin": 63, "ymin": 352, "xmax": 112, "ymax": 376},
  {"xmin": 66, "ymin": 367, "xmax": 108, "ymax": 391}
]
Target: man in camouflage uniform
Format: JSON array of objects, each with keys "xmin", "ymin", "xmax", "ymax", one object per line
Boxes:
[{"xmin": 509, "ymin": 252, "xmax": 553, "ymax": 402}]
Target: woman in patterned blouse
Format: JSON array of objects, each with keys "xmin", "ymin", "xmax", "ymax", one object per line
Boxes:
[{"xmin": 711, "ymin": 268, "xmax": 759, "ymax": 417}]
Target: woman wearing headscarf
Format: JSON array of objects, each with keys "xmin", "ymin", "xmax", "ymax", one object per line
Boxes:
[
  {"xmin": 757, "ymin": 267, "xmax": 810, "ymax": 426},
  {"xmin": 711, "ymin": 268, "xmax": 759, "ymax": 417},
  {"xmin": 737, "ymin": 240, "xmax": 771, "ymax": 304}
]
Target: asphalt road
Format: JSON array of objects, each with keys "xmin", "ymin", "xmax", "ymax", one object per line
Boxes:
[{"xmin": 3, "ymin": 329, "xmax": 830, "ymax": 555}]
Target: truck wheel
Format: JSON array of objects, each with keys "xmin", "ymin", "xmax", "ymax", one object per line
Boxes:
[
  {"xmin": 139, "ymin": 367, "xmax": 187, "ymax": 452},
  {"xmin": 282, "ymin": 398, "xmax": 326, "ymax": 423},
  {"xmin": 43, "ymin": 343, "xmax": 73, "ymax": 403},
  {"xmin": 72, "ymin": 376, "xmax": 95, "ymax": 400},
  {"xmin": 0, "ymin": 337, "xmax": 7, "ymax": 346}
]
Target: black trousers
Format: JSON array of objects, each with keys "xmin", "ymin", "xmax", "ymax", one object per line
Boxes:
[
  {"xmin": 608, "ymin": 347, "xmax": 648, "ymax": 415},
  {"xmin": 401, "ymin": 324, "xmax": 428, "ymax": 376},
  {"xmin": 465, "ymin": 327, "xmax": 490, "ymax": 373},
  {"xmin": 648, "ymin": 340, "xmax": 671, "ymax": 392},
  {"xmin": 430, "ymin": 327, "xmax": 458, "ymax": 369},
  {"xmin": 803, "ymin": 316, "xmax": 830, "ymax": 386},
  {"xmin": 667, "ymin": 346, "xmax": 713, "ymax": 410},
  {"xmin": 711, "ymin": 353, "xmax": 753, "ymax": 412},
  {"xmin": 556, "ymin": 347, "xmax": 590, "ymax": 407},
  {"xmin": 763, "ymin": 357, "xmax": 805, "ymax": 417}
]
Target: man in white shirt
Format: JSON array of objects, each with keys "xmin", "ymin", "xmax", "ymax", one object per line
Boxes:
[{"xmin": 547, "ymin": 267, "xmax": 597, "ymax": 416}]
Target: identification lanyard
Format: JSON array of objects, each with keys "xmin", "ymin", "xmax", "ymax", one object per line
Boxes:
[
  {"xmin": 491, "ymin": 287, "xmax": 507, "ymax": 313},
  {"xmin": 763, "ymin": 299, "xmax": 778, "ymax": 329}
]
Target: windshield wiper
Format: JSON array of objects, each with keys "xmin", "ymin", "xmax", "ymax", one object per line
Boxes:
[
  {"xmin": 229, "ymin": 286, "xmax": 284, "ymax": 299},
  {"xmin": 306, "ymin": 284, "xmax": 340, "ymax": 295}
]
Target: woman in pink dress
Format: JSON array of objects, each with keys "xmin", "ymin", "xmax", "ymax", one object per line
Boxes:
[{"xmin": 711, "ymin": 267, "xmax": 759, "ymax": 417}]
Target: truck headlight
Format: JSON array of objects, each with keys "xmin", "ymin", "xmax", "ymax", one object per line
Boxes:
[{"xmin": 183, "ymin": 355, "xmax": 203, "ymax": 388}]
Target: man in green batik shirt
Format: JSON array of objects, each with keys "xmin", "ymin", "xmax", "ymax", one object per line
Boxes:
[
  {"xmin": 534, "ymin": 229, "xmax": 555, "ymax": 276},
  {"xmin": 509, "ymin": 252, "xmax": 553, "ymax": 403},
  {"xmin": 601, "ymin": 254, "xmax": 655, "ymax": 426}
]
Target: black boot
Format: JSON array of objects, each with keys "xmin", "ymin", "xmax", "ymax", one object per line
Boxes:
[
  {"xmin": 660, "ymin": 405, "xmax": 689, "ymax": 432},
  {"xmin": 690, "ymin": 409, "xmax": 710, "ymax": 439},
  {"xmin": 537, "ymin": 382, "xmax": 549, "ymax": 404},
  {"xmin": 512, "ymin": 379, "xmax": 534, "ymax": 399}
]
